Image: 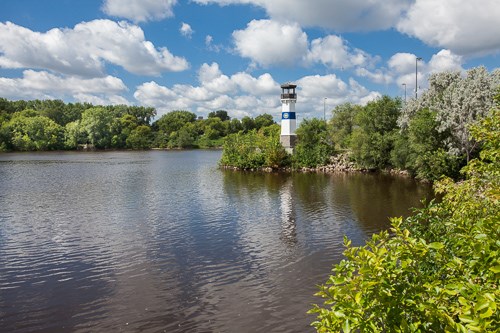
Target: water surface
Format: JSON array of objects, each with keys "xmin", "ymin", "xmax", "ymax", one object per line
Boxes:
[{"xmin": 0, "ymin": 150, "xmax": 433, "ymax": 332}]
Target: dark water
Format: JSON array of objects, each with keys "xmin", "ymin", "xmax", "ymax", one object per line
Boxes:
[{"xmin": 0, "ymin": 150, "xmax": 433, "ymax": 333}]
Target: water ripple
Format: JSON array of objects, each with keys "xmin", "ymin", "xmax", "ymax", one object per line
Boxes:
[{"xmin": 0, "ymin": 151, "xmax": 433, "ymax": 332}]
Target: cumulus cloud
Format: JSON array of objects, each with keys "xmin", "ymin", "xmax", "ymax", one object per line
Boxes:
[
  {"xmin": 232, "ymin": 20, "xmax": 308, "ymax": 67},
  {"xmin": 0, "ymin": 70, "xmax": 128, "ymax": 104},
  {"xmin": 180, "ymin": 22, "xmax": 194, "ymax": 38},
  {"xmin": 198, "ymin": 0, "xmax": 499, "ymax": 57},
  {"xmin": 355, "ymin": 68, "xmax": 392, "ymax": 84},
  {"xmin": 397, "ymin": 0, "xmax": 500, "ymax": 56},
  {"xmin": 0, "ymin": 20, "xmax": 189, "ymax": 77},
  {"xmin": 306, "ymin": 35, "xmax": 375, "ymax": 69},
  {"xmin": 134, "ymin": 63, "xmax": 380, "ymax": 119},
  {"xmin": 102, "ymin": 0, "xmax": 177, "ymax": 23},
  {"xmin": 231, "ymin": 20, "xmax": 383, "ymax": 74},
  {"xmin": 296, "ymin": 74, "xmax": 380, "ymax": 116},
  {"xmin": 427, "ymin": 49, "xmax": 464, "ymax": 73},
  {"xmin": 387, "ymin": 49, "xmax": 464, "ymax": 95},
  {"xmin": 195, "ymin": 0, "xmax": 412, "ymax": 31},
  {"xmin": 198, "ymin": 63, "xmax": 237, "ymax": 94}
]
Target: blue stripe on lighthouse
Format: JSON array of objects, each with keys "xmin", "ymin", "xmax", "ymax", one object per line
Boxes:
[{"xmin": 281, "ymin": 112, "xmax": 296, "ymax": 120}]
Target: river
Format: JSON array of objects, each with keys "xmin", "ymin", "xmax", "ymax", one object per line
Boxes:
[{"xmin": 0, "ymin": 150, "xmax": 433, "ymax": 333}]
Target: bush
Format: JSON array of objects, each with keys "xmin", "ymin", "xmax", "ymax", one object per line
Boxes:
[
  {"xmin": 310, "ymin": 109, "xmax": 500, "ymax": 332},
  {"xmin": 220, "ymin": 124, "xmax": 289, "ymax": 169},
  {"xmin": 293, "ymin": 118, "xmax": 334, "ymax": 168}
]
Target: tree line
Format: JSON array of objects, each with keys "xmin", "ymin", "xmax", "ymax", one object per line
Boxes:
[
  {"xmin": 0, "ymin": 99, "xmax": 275, "ymax": 151},
  {"xmin": 221, "ymin": 66, "xmax": 499, "ymax": 181}
]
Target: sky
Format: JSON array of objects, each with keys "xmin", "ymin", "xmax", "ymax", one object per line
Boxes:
[{"xmin": 0, "ymin": 0, "xmax": 499, "ymax": 120}]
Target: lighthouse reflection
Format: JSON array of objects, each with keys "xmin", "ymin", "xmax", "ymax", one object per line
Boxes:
[{"xmin": 279, "ymin": 178, "xmax": 297, "ymax": 246}]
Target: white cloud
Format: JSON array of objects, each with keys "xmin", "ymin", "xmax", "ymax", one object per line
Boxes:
[
  {"xmin": 231, "ymin": 72, "xmax": 279, "ymax": 95},
  {"xmin": 306, "ymin": 35, "xmax": 375, "ymax": 69},
  {"xmin": 0, "ymin": 70, "xmax": 128, "ymax": 104},
  {"xmin": 198, "ymin": 63, "xmax": 237, "ymax": 94},
  {"xmin": 387, "ymin": 50, "xmax": 464, "ymax": 94},
  {"xmin": 102, "ymin": 0, "xmax": 177, "ymax": 23},
  {"xmin": 397, "ymin": 0, "xmax": 500, "ymax": 56},
  {"xmin": 355, "ymin": 68, "xmax": 392, "ymax": 84},
  {"xmin": 296, "ymin": 75, "xmax": 381, "ymax": 117},
  {"xmin": 180, "ymin": 22, "xmax": 194, "ymax": 38},
  {"xmin": 232, "ymin": 20, "xmax": 308, "ymax": 67},
  {"xmin": 198, "ymin": 0, "xmax": 500, "ymax": 57},
  {"xmin": 134, "ymin": 63, "xmax": 381, "ymax": 119},
  {"xmin": 427, "ymin": 49, "xmax": 464, "ymax": 73},
  {"xmin": 195, "ymin": 0, "xmax": 412, "ymax": 31},
  {"xmin": 0, "ymin": 20, "xmax": 189, "ymax": 77}
]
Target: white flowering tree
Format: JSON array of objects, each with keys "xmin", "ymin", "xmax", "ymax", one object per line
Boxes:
[{"xmin": 399, "ymin": 66, "xmax": 500, "ymax": 162}]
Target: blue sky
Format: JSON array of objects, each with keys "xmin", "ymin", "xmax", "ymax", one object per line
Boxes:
[{"xmin": 1, "ymin": 0, "xmax": 499, "ymax": 120}]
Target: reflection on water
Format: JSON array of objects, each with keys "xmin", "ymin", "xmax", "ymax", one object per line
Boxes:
[{"xmin": 0, "ymin": 151, "xmax": 433, "ymax": 332}]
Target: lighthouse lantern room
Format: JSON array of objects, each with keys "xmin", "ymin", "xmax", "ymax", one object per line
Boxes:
[{"xmin": 280, "ymin": 83, "xmax": 297, "ymax": 153}]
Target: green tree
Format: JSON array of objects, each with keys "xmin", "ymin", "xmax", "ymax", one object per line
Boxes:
[
  {"xmin": 1, "ymin": 114, "xmax": 64, "ymax": 151},
  {"xmin": 64, "ymin": 120, "xmax": 85, "ymax": 149},
  {"xmin": 406, "ymin": 108, "xmax": 461, "ymax": 180},
  {"xmin": 126, "ymin": 125, "xmax": 153, "ymax": 149},
  {"xmin": 350, "ymin": 96, "xmax": 401, "ymax": 168},
  {"xmin": 254, "ymin": 113, "xmax": 275, "ymax": 130},
  {"xmin": 400, "ymin": 66, "xmax": 500, "ymax": 162},
  {"xmin": 208, "ymin": 110, "xmax": 230, "ymax": 121},
  {"xmin": 329, "ymin": 103, "xmax": 361, "ymax": 150},
  {"xmin": 241, "ymin": 116, "xmax": 256, "ymax": 132},
  {"xmin": 154, "ymin": 110, "xmax": 196, "ymax": 135},
  {"xmin": 229, "ymin": 118, "xmax": 243, "ymax": 133},
  {"xmin": 80, "ymin": 107, "xmax": 115, "ymax": 149},
  {"xmin": 111, "ymin": 114, "xmax": 140, "ymax": 148},
  {"xmin": 310, "ymin": 108, "xmax": 500, "ymax": 332},
  {"xmin": 293, "ymin": 118, "xmax": 334, "ymax": 168}
]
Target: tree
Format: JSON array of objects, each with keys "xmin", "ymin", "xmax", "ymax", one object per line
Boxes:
[
  {"xmin": 254, "ymin": 113, "xmax": 275, "ymax": 130},
  {"xmin": 349, "ymin": 96, "xmax": 401, "ymax": 168},
  {"xmin": 229, "ymin": 118, "xmax": 243, "ymax": 134},
  {"xmin": 80, "ymin": 107, "xmax": 115, "ymax": 149},
  {"xmin": 400, "ymin": 66, "xmax": 500, "ymax": 162},
  {"xmin": 208, "ymin": 110, "xmax": 230, "ymax": 121},
  {"xmin": 126, "ymin": 125, "xmax": 153, "ymax": 149},
  {"xmin": 293, "ymin": 118, "xmax": 334, "ymax": 168},
  {"xmin": 64, "ymin": 120, "xmax": 85, "ymax": 149},
  {"xmin": 241, "ymin": 116, "xmax": 256, "ymax": 132},
  {"xmin": 310, "ymin": 108, "xmax": 500, "ymax": 332},
  {"xmin": 1, "ymin": 114, "xmax": 64, "ymax": 150},
  {"xmin": 153, "ymin": 110, "xmax": 196, "ymax": 135},
  {"xmin": 329, "ymin": 103, "xmax": 361, "ymax": 150}
]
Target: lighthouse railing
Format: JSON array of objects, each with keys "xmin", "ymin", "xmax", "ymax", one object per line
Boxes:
[{"xmin": 280, "ymin": 93, "xmax": 297, "ymax": 100}]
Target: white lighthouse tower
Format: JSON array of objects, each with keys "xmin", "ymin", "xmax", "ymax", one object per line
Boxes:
[{"xmin": 280, "ymin": 83, "xmax": 297, "ymax": 153}]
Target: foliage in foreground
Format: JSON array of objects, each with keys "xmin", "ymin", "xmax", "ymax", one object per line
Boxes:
[{"xmin": 310, "ymin": 109, "xmax": 500, "ymax": 332}]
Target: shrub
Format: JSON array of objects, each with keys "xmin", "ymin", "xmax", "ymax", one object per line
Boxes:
[{"xmin": 310, "ymin": 109, "xmax": 500, "ymax": 332}]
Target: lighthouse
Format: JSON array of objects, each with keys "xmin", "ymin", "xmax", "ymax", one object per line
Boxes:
[{"xmin": 280, "ymin": 83, "xmax": 297, "ymax": 153}]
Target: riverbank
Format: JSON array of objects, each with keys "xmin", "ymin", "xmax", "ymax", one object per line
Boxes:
[{"xmin": 221, "ymin": 152, "xmax": 414, "ymax": 179}]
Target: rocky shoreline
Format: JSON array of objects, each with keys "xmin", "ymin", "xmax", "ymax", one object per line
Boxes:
[{"xmin": 220, "ymin": 153, "xmax": 417, "ymax": 181}]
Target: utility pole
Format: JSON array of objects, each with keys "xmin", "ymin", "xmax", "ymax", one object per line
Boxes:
[
  {"xmin": 415, "ymin": 57, "xmax": 422, "ymax": 99},
  {"xmin": 323, "ymin": 97, "xmax": 327, "ymax": 121},
  {"xmin": 402, "ymin": 83, "xmax": 407, "ymax": 103}
]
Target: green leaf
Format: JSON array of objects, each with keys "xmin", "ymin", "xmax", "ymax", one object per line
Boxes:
[
  {"xmin": 479, "ymin": 306, "xmax": 494, "ymax": 319},
  {"xmin": 428, "ymin": 242, "xmax": 445, "ymax": 250},
  {"xmin": 354, "ymin": 292, "xmax": 362, "ymax": 305},
  {"xmin": 342, "ymin": 319, "xmax": 351, "ymax": 333},
  {"xmin": 489, "ymin": 265, "xmax": 500, "ymax": 273},
  {"xmin": 474, "ymin": 298, "xmax": 491, "ymax": 312}
]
